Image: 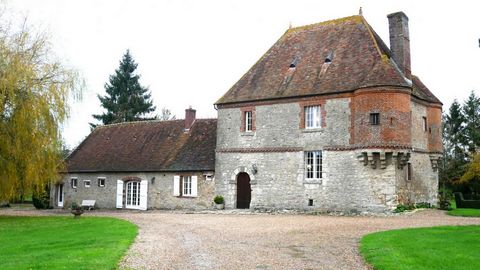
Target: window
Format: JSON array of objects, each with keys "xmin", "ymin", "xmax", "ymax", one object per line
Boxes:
[
  {"xmin": 422, "ymin": 117, "xmax": 427, "ymax": 132},
  {"xmin": 305, "ymin": 151, "xmax": 322, "ymax": 179},
  {"xmin": 173, "ymin": 175, "xmax": 198, "ymax": 197},
  {"xmin": 305, "ymin": 105, "xmax": 321, "ymax": 129},
  {"xmin": 370, "ymin": 113, "xmax": 380, "ymax": 125},
  {"xmin": 183, "ymin": 176, "xmax": 192, "ymax": 196},
  {"xmin": 84, "ymin": 180, "xmax": 91, "ymax": 188},
  {"xmin": 245, "ymin": 111, "xmax": 253, "ymax": 132},
  {"xmin": 407, "ymin": 163, "xmax": 412, "ymax": 181},
  {"xmin": 98, "ymin": 177, "xmax": 105, "ymax": 187},
  {"xmin": 71, "ymin": 178, "xmax": 77, "ymax": 189}
]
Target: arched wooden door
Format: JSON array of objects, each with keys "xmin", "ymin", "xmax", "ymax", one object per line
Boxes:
[{"xmin": 236, "ymin": 172, "xmax": 251, "ymax": 209}]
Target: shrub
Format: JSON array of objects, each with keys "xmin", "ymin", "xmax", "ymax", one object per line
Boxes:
[
  {"xmin": 394, "ymin": 204, "xmax": 415, "ymax": 213},
  {"xmin": 213, "ymin": 195, "xmax": 224, "ymax": 205},
  {"xmin": 415, "ymin": 202, "xmax": 431, "ymax": 209},
  {"xmin": 32, "ymin": 186, "xmax": 50, "ymax": 209},
  {"xmin": 71, "ymin": 202, "xmax": 82, "ymax": 211}
]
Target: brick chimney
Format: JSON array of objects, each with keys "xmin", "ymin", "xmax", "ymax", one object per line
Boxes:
[
  {"xmin": 184, "ymin": 107, "xmax": 196, "ymax": 131},
  {"xmin": 387, "ymin": 11, "xmax": 411, "ymax": 80}
]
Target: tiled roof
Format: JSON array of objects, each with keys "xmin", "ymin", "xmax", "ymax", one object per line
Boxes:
[
  {"xmin": 66, "ymin": 119, "xmax": 217, "ymax": 172},
  {"xmin": 216, "ymin": 15, "xmax": 441, "ymax": 105}
]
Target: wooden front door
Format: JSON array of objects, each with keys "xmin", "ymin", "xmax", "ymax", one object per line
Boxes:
[{"xmin": 236, "ymin": 172, "xmax": 251, "ymax": 209}]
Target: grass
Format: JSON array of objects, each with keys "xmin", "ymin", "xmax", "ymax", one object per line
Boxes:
[
  {"xmin": 0, "ymin": 216, "xmax": 137, "ymax": 270},
  {"xmin": 448, "ymin": 208, "xmax": 480, "ymax": 217},
  {"xmin": 360, "ymin": 225, "xmax": 480, "ymax": 270},
  {"xmin": 446, "ymin": 198, "xmax": 480, "ymax": 217}
]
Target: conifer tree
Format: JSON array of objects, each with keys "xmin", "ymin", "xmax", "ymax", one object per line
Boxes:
[
  {"xmin": 92, "ymin": 50, "xmax": 156, "ymax": 126},
  {"xmin": 462, "ymin": 91, "xmax": 480, "ymax": 154}
]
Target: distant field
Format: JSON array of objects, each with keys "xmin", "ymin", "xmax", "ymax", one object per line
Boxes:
[
  {"xmin": 361, "ymin": 225, "xmax": 480, "ymax": 270},
  {"xmin": 0, "ymin": 216, "xmax": 137, "ymax": 270}
]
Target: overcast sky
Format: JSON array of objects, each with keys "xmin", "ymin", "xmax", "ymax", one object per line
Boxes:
[{"xmin": 6, "ymin": 0, "xmax": 480, "ymax": 148}]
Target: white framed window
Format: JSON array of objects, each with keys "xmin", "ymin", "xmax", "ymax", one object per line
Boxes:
[
  {"xmin": 98, "ymin": 177, "xmax": 105, "ymax": 187},
  {"xmin": 245, "ymin": 111, "xmax": 253, "ymax": 132},
  {"xmin": 305, "ymin": 151, "xmax": 322, "ymax": 179},
  {"xmin": 173, "ymin": 175, "xmax": 198, "ymax": 197},
  {"xmin": 71, "ymin": 178, "xmax": 77, "ymax": 189},
  {"xmin": 305, "ymin": 105, "xmax": 321, "ymax": 129},
  {"xmin": 183, "ymin": 176, "xmax": 192, "ymax": 196},
  {"xmin": 84, "ymin": 180, "xmax": 91, "ymax": 188}
]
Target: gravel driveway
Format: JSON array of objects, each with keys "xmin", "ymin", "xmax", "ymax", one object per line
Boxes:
[{"xmin": 2, "ymin": 208, "xmax": 480, "ymax": 269}]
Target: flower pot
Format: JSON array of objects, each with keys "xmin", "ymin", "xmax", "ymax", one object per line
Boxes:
[
  {"xmin": 215, "ymin": 203, "xmax": 225, "ymax": 210},
  {"xmin": 71, "ymin": 209, "xmax": 84, "ymax": 219}
]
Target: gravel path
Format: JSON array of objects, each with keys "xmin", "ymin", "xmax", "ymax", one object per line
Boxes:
[{"xmin": 2, "ymin": 207, "xmax": 479, "ymax": 269}]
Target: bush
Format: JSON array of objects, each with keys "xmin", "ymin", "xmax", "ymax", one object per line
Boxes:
[
  {"xmin": 71, "ymin": 202, "xmax": 82, "ymax": 211},
  {"xmin": 32, "ymin": 186, "xmax": 50, "ymax": 209},
  {"xmin": 213, "ymin": 195, "xmax": 224, "ymax": 205},
  {"xmin": 394, "ymin": 204, "xmax": 415, "ymax": 213}
]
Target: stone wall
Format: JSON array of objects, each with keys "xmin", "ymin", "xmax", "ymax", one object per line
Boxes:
[{"xmin": 52, "ymin": 171, "xmax": 215, "ymax": 210}]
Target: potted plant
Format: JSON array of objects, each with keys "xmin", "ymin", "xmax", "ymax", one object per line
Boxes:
[
  {"xmin": 213, "ymin": 195, "xmax": 225, "ymax": 210},
  {"xmin": 71, "ymin": 202, "xmax": 84, "ymax": 218}
]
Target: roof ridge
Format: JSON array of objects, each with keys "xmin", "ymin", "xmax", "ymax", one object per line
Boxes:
[
  {"xmin": 95, "ymin": 119, "xmax": 183, "ymax": 129},
  {"xmin": 287, "ymin": 15, "xmax": 362, "ymax": 34}
]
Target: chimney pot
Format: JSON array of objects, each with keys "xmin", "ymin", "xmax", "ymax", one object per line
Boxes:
[
  {"xmin": 387, "ymin": 11, "xmax": 411, "ymax": 80},
  {"xmin": 184, "ymin": 107, "xmax": 196, "ymax": 131}
]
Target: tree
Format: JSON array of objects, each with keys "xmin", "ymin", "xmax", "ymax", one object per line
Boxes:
[
  {"xmin": 462, "ymin": 91, "xmax": 480, "ymax": 154},
  {"xmin": 159, "ymin": 107, "xmax": 176, "ymax": 121},
  {"xmin": 0, "ymin": 19, "xmax": 79, "ymax": 201},
  {"xmin": 458, "ymin": 152, "xmax": 480, "ymax": 197},
  {"xmin": 92, "ymin": 50, "xmax": 156, "ymax": 126}
]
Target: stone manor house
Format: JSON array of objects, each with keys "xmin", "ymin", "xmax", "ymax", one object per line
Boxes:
[{"xmin": 51, "ymin": 11, "xmax": 442, "ymax": 212}]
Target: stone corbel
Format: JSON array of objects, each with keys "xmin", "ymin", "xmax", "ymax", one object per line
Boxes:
[{"xmin": 429, "ymin": 154, "xmax": 442, "ymax": 172}]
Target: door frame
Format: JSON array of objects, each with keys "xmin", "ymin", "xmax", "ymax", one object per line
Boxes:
[
  {"xmin": 125, "ymin": 181, "xmax": 141, "ymax": 210},
  {"xmin": 56, "ymin": 184, "xmax": 64, "ymax": 207},
  {"xmin": 236, "ymin": 172, "xmax": 251, "ymax": 209}
]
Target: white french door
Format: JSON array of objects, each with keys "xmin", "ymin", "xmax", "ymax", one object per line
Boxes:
[
  {"xmin": 57, "ymin": 184, "xmax": 64, "ymax": 207},
  {"xmin": 125, "ymin": 181, "xmax": 141, "ymax": 209}
]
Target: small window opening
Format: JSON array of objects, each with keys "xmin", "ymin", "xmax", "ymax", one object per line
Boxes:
[
  {"xmin": 308, "ymin": 199, "xmax": 314, "ymax": 206},
  {"xmin": 422, "ymin": 117, "xmax": 428, "ymax": 132},
  {"xmin": 370, "ymin": 113, "xmax": 380, "ymax": 125},
  {"xmin": 390, "ymin": 117, "xmax": 394, "ymax": 125},
  {"xmin": 407, "ymin": 163, "xmax": 412, "ymax": 181},
  {"xmin": 290, "ymin": 63, "xmax": 296, "ymax": 68}
]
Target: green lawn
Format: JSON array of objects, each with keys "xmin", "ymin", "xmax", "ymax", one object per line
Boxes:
[
  {"xmin": 0, "ymin": 216, "xmax": 137, "ymax": 270},
  {"xmin": 448, "ymin": 208, "xmax": 480, "ymax": 217},
  {"xmin": 360, "ymin": 226, "xmax": 480, "ymax": 270}
]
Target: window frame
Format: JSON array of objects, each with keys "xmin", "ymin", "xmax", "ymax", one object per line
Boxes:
[
  {"xmin": 84, "ymin": 180, "xmax": 91, "ymax": 188},
  {"xmin": 305, "ymin": 150, "xmax": 323, "ymax": 180},
  {"xmin": 422, "ymin": 116, "xmax": 428, "ymax": 132},
  {"xmin": 304, "ymin": 105, "xmax": 321, "ymax": 129},
  {"xmin": 182, "ymin": 176, "xmax": 192, "ymax": 197},
  {"xmin": 71, "ymin": 178, "xmax": 78, "ymax": 189},
  {"xmin": 98, "ymin": 177, "xmax": 106, "ymax": 187},
  {"xmin": 370, "ymin": 113, "xmax": 380, "ymax": 125},
  {"xmin": 245, "ymin": 111, "xmax": 253, "ymax": 132}
]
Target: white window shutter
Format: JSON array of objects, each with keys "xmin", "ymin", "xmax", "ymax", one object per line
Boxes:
[
  {"xmin": 191, "ymin": 176, "xmax": 198, "ymax": 197},
  {"xmin": 116, "ymin": 180, "xmax": 123, "ymax": 209},
  {"xmin": 139, "ymin": 180, "xmax": 148, "ymax": 210},
  {"xmin": 173, "ymin": 175, "xmax": 180, "ymax": 196}
]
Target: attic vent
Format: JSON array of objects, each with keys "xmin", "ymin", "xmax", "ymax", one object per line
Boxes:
[
  {"xmin": 325, "ymin": 51, "xmax": 334, "ymax": 63},
  {"xmin": 289, "ymin": 57, "xmax": 299, "ymax": 68}
]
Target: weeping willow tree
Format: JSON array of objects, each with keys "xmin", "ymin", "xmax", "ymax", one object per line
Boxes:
[{"xmin": 0, "ymin": 19, "xmax": 79, "ymax": 201}]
